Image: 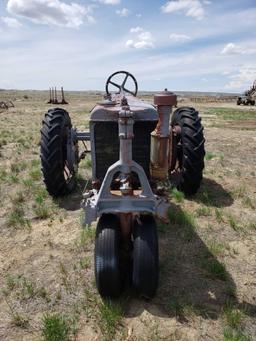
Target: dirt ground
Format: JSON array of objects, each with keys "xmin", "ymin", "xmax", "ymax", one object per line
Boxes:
[{"xmin": 0, "ymin": 91, "xmax": 255, "ymax": 341}]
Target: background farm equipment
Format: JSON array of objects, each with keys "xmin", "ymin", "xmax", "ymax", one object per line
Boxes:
[
  {"xmin": 47, "ymin": 87, "xmax": 68, "ymax": 105},
  {"xmin": 237, "ymin": 80, "xmax": 256, "ymax": 106},
  {"xmin": 40, "ymin": 71, "xmax": 205, "ymax": 299},
  {"xmin": 0, "ymin": 100, "xmax": 14, "ymax": 109}
]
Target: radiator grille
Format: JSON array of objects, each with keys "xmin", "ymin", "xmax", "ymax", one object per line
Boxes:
[{"xmin": 94, "ymin": 121, "xmax": 157, "ymax": 181}]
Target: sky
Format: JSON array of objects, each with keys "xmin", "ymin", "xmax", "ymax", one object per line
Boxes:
[{"xmin": 0, "ymin": 0, "xmax": 256, "ymax": 92}]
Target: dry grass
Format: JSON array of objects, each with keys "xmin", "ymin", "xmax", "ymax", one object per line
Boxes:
[{"xmin": 0, "ymin": 91, "xmax": 255, "ymax": 340}]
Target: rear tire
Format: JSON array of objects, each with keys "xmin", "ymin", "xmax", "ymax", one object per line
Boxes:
[
  {"xmin": 132, "ymin": 215, "xmax": 158, "ymax": 298},
  {"xmin": 40, "ymin": 108, "xmax": 77, "ymax": 196},
  {"xmin": 170, "ymin": 107, "xmax": 205, "ymax": 195},
  {"xmin": 95, "ymin": 214, "xmax": 122, "ymax": 298}
]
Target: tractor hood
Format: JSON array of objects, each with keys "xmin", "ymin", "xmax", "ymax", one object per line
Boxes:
[{"xmin": 90, "ymin": 95, "xmax": 158, "ymax": 122}]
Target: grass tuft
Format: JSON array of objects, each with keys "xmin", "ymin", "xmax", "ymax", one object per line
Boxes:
[
  {"xmin": 223, "ymin": 327, "xmax": 252, "ymax": 341},
  {"xmin": 7, "ymin": 205, "xmax": 29, "ymax": 228},
  {"xmin": 227, "ymin": 215, "xmax": 242, "ymax": 232},
  {"xmin": 99, "ymin": 300, "xmax": 122, "ymax": 338},
  {"xmin": 42, "ymin": 313, "xmax": 69, "ymax": 341},
  {"xmin": 223, "ymin": 301, "xmax": 245, "ymax": 329},
  {"xmin": 11, "ymin": 313, "xmax": 29, "ymax": 328},
  {"xmin": 201, "ymin": 258, "xmax": 227, "ymax": 281},
  {"xmin": 168, "ymin": 208, "xmax": 196, "ymax": 241},
  {"xmin": 77, "ymin": 227, "xmax": 95, "ymax": 250},
  {"xmin": 170, "ymin": 188, "xmax": 185, "ymax": 202},
  {"xmin": 195, "ymin": 206, "xmax": 211, "ymax": 217},
  {"xmin": 205, "ymin": 152, "xmax": 216, "ymax": 160},
  {"xmin": 215, "ymin": 208, "xmax": 224, "ymax": 223}
]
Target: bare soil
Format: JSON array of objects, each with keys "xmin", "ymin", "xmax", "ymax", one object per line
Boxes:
[{"xmin": 0, "ymin": 91, "xmax": 255, "ymax": 340}]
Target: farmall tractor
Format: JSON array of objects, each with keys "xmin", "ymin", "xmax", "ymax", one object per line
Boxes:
[{"xmin": 40, "ymin": 71, "xmax": 205, "ymax": 298}]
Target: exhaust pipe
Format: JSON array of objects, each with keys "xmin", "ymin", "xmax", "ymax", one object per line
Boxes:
[{"xmin": 150, "ymin": 89, "xmax": 177, "ymax": 180}]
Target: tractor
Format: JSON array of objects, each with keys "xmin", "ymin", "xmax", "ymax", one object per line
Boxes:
[{"xmin": 40, "ymin": 71, "xmax": 205, "ymax": 298}]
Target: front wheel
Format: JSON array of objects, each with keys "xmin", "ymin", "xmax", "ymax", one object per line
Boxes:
[
  {"xmin": 132, "ymin": 215, "xmax": 158, "ymax": 298},
  {"xmin": 170, "ymin": 107, "xmax": 205, "ymax": 195},
  {"xmin": 95, "ymin": 214, "xmax": 122, "ymax": 298}
]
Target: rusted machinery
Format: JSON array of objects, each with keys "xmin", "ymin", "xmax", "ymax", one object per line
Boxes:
[
  {"xmin": 47, "ymin": 87, "xmax": 68, "ymax": 104},
  {"xmin": 0, "ymin": 101, "xmax": 14, "ymax": 109},
  {"xmin": 40, "ymin": 71, "xmax": 205, "ymax": 298},
  {"xmin": 237, "ymin": 80, "xmax": 256, "ymax": 105}
]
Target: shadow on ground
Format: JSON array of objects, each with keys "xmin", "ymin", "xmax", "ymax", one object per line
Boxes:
[
  {"xmin": 56, "ymin": 179, "xmax": 90, "ymax": 211},
  {"xmin": 124, "ymin": 203, "xmax": 255, "ymax": 322},
  {"xmin": 194, "ymin": 177, "xmax": 233, "ymax": 207}
]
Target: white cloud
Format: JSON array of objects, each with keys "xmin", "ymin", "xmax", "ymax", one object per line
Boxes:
[
  {"xmin": 221, "ymin": 43, "xmax": 243, "ymax": 55},
  {"xmin": 161, "ymin": 0, "xmax": 205, "ymax": 20},
  {"xmin": 116, "ymin": 8, "xmax": 130, "ymax": 17},
  {"xmin": 98, "ymin": 0, "xmax": 120, "ymax": 4},
  {"xmin": 1, "ymin": 16, "xmax": 22, "ymax": 28},
  {"xmin": 221, "ymin": 43, "xmax": 256, "ymax": 55},
  {"xmin": 225, "ymin": 66, "xmax": 256, "ymax": 89},
  {"xmin": 7, "ymin": 0, "xmax": 95, "ymax": 28},
  {"xmin": 136, "ymin": 13, "xmax": 142, "ymax": 18},
  {"xmin": 169, "ymin": 33, "xmax": 191, "ymax": 42},
  {"xmin": 126, "ymin": 27, "xmax": 154, "ymax": 49},
  {"xmin": 130, "ymin": 26, "xmax": 143, "ymax": 33}
]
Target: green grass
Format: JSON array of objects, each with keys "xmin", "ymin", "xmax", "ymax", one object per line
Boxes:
[
  {"xmin": 231, "ymin": 186, "xmax": 246, "ymax": 200},
  {"xmin": 7, "ymin": 205, "xmax": 29, "ymax": 228},
  {"xmin": 242, "ymin": 197, "xmax": 255, "ymax": 209},
  {"xmin": 197, "ymin": 187, "xmax": 216, "ymax": 206},
  {"xmin": 207, "ymin": 239, "xmax": 227, "ymax": 256},
  {"xmin": 32, "ymin": 188, "xmax": 52, "ymax": 219},
  {"xmin": 79, "ymin": 257, "xmax": 91, "ymax": 270},
  {"xmin": 205, "ymin": 152, "xmax": 216, "ymax": 160},
  {"xmin": 201, "ymin": 258, "xmax": 227, "ymax": 280},
  {"xmin": 29, "ymin": 168, "xmax": 41, "ymax": 181},
  {"xmin": 5, "ymin": 275, "xmax": 44, "ymax": 300},
  {"xmin": 33, "ymin": 201, "xmax": 51, "ymax": 219},
  {"xmin": 99, "ymin": 300, "xmax": 122, "ymax": 338},
  {"xmin": 208, "ymin": 108, "xmax": 256, "ymax": 121},
  {"xmin": 223, "ymin": 328, "xmax": 252, "ymax": 341},
  {"xmin": 195, "ymin": 206, "xmax": 211, "ymax": 217},
  {"xmin": 84, "ymin": 157, "xmax": 92, "ymax": 169},
  {"xmin": 42, "ymin": 313, "xmax": 69, "ymax": 341},
  {"xmin": 223, "ymin": 301, "xmax": 245, "ymax": 329},
  {"xmin": 166, "ymin": 299, "xmax": 197, "ymax": 317},
  {"xmin": 6, "ymin": 275, "xmax": 19, "ymax": 291},
  {"xmin": 170, "ymin": 188, "xmax": 184, "ymax": 202},
  {"xmin": 11, "ymin": 313, "xmax": 29, "ymax": 328},
  {"xmin": 168, "ymin": 208, "xmax": 196, "ymax": 241},
  {"xmin": 77, "ymin": 227, "xmax": 95, "ymax": 250},
  {"xmin": 227, "ymin": 215, "xmax": 242, "ymax": 232},
  {"xmin": 215, "ymin": 208, "xmax": 224, "ymax": 223},
  {"xmin": 168, "ymin": 208, "xmax": 195, "ymax": 227}
]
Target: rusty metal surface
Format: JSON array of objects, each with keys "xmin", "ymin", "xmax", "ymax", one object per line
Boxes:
[
  {"xmin": 154, "ymin": 89, "xmax": 177, "ymax": 106},
  {"xmin": 90, "ymin": 95, "xmax": 158, "ymax": 122},
  {"xmin": 150, "ymin": 133, "xmax": 170, "ymax": 180},
  {"xmin": 150, "ymin": 91, "xmax": 176, "ymax": 180},
  {"xmin": 47, "ymin": 87, "xmax": 68, "ymax": 105},
  {"xmin": 119, "ymin": 213, "xmax": 132, "ymax": 243},
  {"xmin": 0, "ymin": 101, "xmax": 14, "ymax": 109}
]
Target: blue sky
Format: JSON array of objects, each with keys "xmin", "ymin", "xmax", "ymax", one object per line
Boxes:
[{"xmin": 0, "ymin": 0, "xmax": 256, "ymax": 92}]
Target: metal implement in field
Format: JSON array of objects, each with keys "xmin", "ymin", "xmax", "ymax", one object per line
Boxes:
[
  {"xmin": 47, "ymin": 87, "xmax": 68, "ymax": 104},
  {"xmin": 237, "ymin": 79, "xmax": 256, "ymax": 106},
  {"xmin": 40, "ymin": 71, "xmax": 205, "ymax": 298}
]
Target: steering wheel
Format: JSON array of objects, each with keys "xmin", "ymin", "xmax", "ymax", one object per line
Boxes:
[{"xmin": 105, "ymin": 71, "xmax": 138, "ymax": 96}]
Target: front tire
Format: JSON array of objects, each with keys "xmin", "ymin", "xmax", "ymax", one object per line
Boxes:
[
  {"xmin": 170, "ymin": 107, "xmax": 205, "ymax": 195},
  {"xmin": 40, "ymin": 108, "xmax": 77, "ymax": 196},
  {"xmin": 95, "ymin": 214, "xmax": 122, "ymax": 298},
  {"xmin": 132, "ymin": 215, "xmax": 158, "ymax": 298}
]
